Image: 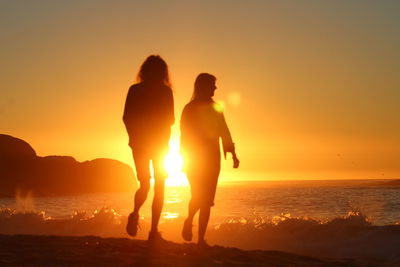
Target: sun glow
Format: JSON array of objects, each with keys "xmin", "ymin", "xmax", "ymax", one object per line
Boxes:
[{"xmin": 163, "ymin": 137, "xmax": 188, "ymax": 187}]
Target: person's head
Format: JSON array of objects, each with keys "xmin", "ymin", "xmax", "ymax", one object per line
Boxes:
[
  {"xmin": 136, "ymin": 55, "xmax": 170, "ymax": 86},
  {"xmin": 192, "ymin": 73, "xmax": 217, "ymax": 101}
]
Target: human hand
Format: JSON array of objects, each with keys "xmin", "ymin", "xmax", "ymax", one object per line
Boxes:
[{"xmin": 232, "ymin": 153, "xmax": 239, "ymax": 168}]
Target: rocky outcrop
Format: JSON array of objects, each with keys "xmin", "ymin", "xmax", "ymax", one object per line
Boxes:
[
  {"xmin": 0, "ymin": 134, "xmax": 137, "ymax": 197},
  {"xmin": 0, "ymin": 134, "xmax": 36, "ymax": 158}
]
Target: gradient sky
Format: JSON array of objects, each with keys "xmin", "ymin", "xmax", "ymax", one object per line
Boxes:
[{"xmin": 1, "ymin": 0, "xmax": 399, "ymax": 180}]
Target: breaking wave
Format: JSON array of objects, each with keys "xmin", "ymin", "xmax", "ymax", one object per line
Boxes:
[{"xmin": 1, "ymin": 207, "xmax": 400, "ymax": 263}]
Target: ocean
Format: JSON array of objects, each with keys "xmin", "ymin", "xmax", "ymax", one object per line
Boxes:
[
  {"xmin": 2, "ymin": 179, "xmax": 399, "ymax": 225},
  {"xmin": 1, "ymin": 179, "xmax": 400, "ymax": 260}
]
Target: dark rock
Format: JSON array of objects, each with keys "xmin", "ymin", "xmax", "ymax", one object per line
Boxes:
[
  {"xmin": 0, "ymin": 134, "xmax": 36, "ymax": 158},
  {"xmin": 0, "ymin": 135, "xmax": 137, "ymax": 197}
]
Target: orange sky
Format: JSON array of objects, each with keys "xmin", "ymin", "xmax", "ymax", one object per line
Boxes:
[{"xmin": 1, "ymin": 1, "xmax": 399, "ymax": 180}]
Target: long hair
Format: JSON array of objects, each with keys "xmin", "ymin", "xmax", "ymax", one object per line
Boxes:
[
  {"xmin": 136, "ymin": 55, "xmax": 171, "ymax": 87},
  {"xmin": 191, "ymin": 73, "xmax": 216, "ymax": 101}
]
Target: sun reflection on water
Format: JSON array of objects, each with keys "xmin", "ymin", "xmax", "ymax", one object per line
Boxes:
[{"xmin": 162, "ymin": 212, "xmax": 179, "ymax": 219}]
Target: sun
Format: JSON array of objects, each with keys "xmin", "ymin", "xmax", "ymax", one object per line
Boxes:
[{"xmin": 163, "ymin": 136, "xmax": 188, "ymax": 187}]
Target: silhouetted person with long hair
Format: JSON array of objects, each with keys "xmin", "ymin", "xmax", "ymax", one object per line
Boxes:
[
  {"xmin": 123, "ymin": 55, "xmax": 174, "ymax": 241},
  {"xmin": 181, "ymin": 73, "xmax": 239, "ymax": 247}
]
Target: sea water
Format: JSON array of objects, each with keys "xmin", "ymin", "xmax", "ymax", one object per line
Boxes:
[
  {"xmin": 2, "ymin": 179, "xmax": 400, "ymax": 260},
  {"xmin": 1, "ymin": 179, "xmax": 399, "ymax": 225}
]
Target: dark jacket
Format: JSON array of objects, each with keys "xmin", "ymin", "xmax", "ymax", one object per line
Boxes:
[
  {"xmin": 180, "ymin": 99, "xmax": 234, "ymax": 161},
  {"xmin": 123, "ymin": 82, "xmax": 174, "ymax": 148}
]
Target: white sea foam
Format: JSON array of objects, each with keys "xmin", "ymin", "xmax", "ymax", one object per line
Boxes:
[{"xmin": 1, "ymin": 207, "xmax": 399, "ymax": 263}]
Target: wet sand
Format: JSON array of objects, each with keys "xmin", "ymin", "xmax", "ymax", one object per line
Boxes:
[{"xmin": 0, "ymin": 234, "xmax": 351, "ymax": 266}]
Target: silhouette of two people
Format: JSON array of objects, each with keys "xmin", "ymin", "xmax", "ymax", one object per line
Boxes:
[{"xmin": 123, "ymin": 56, "xmax": 239, "ymax": 245}]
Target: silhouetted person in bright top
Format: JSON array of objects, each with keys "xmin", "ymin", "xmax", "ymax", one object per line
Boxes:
[
  {"xmin": 123, "ymin": 55, "xmax": 174, "ymax": 242},
  {"xmin": 181, "ymin": 73, "xmax": 239, "ymax": 247}
]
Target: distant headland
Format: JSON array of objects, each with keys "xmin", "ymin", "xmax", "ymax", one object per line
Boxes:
[{"xmin": 0, "ymin": 134, "xmax": 137, "ymax": 197}]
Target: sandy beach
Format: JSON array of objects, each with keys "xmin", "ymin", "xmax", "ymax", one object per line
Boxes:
[{"xmin": 0, "ymin": 234, "xmax": 352, "ymax": 267}]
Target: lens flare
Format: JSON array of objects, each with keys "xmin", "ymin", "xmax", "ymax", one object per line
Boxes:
[{"xmin": 163, "ymin": 137, "xmax": 188, "ymax": 187}]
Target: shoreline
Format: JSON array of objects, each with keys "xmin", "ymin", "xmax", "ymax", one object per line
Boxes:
[{"xmin": 0, "ymin": 234, "xmax": 351, "ymax": 266}]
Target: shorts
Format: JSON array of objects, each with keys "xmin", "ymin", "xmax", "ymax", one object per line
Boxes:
[
  {"xmin": 131, "ymin": 142, "xmax": 169, "ymax": 182},
  {"xmin": 187, "ymin": 160, "xmax": 221, "ymax": 207}
]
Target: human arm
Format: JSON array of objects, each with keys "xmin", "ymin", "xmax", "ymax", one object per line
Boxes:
[
  {"xmin": 219, "ymin": 112, "xmax": 239, "ymax": 168},
  {"xmin": 166, "ymin": 88, "xmax": 175, "ymax": 126},
  {"xmin": 123, "ymin": 85, "xmax": 140, "ymax": 138},
  {"xmin": 122, "ymin": 87, "xmax": 134, "ymax": 129}
]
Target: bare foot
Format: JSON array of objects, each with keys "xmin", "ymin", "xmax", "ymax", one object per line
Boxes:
[
  {"xmin": 148, "ymin": 231, "xmax": 167, "ymax": 243},
  {"xmin": 182, "ymin": 219, "xmax": 193, "ymax": 241},
  {"xmin": 197, "ymin": 240, "xmax": 211, "ymax": 249},
  {"xmin": 126, "ymin": 212, "xmax": 139, "ymax": 237}
]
